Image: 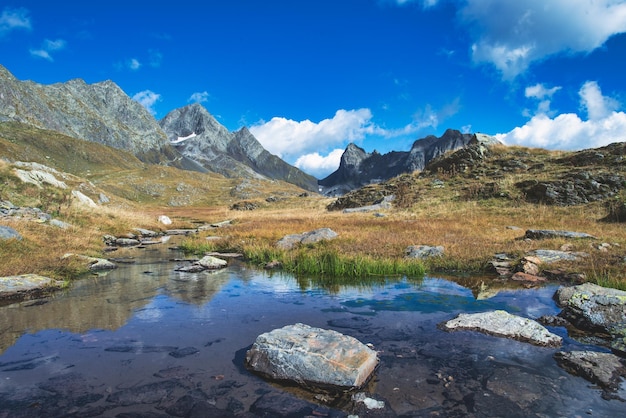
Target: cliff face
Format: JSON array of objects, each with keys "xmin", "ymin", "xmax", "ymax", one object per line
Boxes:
[
  {"xmin": 319, "ymin": 129, "xmax": 497, "ymax": 196},
  {"xmin": 0, "ymin": 65, "xmax": 173, "ymax": 164},
  {"xmin": 160, "ymin": 104, "xmax": 319, "ymax": 191}
]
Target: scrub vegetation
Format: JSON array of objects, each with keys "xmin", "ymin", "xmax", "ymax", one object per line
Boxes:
[{"xmin": 1, "ymin": 122, "xmax": 625, "ymax": 288}]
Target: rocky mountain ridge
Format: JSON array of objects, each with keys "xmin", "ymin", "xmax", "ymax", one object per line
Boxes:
[
  {"xmin": 0, "ymin": 65, "xmax": 174, "ymax": 164},
  {"xmin": 319, "ymin": 129, "xmax": 499, "ymax": 196},
  {"xmin": 159, "ymin": 104, "xmax": 318, "ymax": 191},
  {"xmin": 0, "ymin": 65, "xmax": 316, "ymax": 191},
  {"xmin": 327, "ymin": 140, "xmax": 625, "ymax": 211}
]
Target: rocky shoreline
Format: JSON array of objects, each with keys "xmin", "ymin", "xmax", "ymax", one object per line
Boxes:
[{"xmin": 2, "ymin": 202, "xmax": 626, "ymax": 411}]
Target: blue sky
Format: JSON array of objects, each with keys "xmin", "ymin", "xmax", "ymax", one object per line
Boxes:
[{"xmin": 1, "ymin": 0, "xmax": 626, "ymax": 179}]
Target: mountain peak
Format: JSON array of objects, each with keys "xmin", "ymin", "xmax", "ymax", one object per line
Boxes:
[
  {"xmin": 0, "ymin": 67, "xmax": 170, "ymax": 161},
  {"xmin": 159, "ymin": 103, "xmax": 226, "ymax": 142},
  {"xmin": 320, "ymin": 129, "xmax": 488, "ymax": 196},
  {"xmin": 0, "ymin": 65, "xmax": 16, "ymax": 81}
]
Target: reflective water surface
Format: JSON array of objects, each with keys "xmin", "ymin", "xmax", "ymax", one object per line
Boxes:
[{"xmin": 1, "ymin": 241, "xmax": 624, "ymax": 417}]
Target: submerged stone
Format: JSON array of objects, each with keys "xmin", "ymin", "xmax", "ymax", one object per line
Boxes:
[
  {"xmin": 554, "ymin": 350, "xmax": 626, "ymax": 391},
  {"xmin": 441, "ymin": 310, "xmax": 562, "ymax": 347},
  {"xmin": 245, "ymin": 323, "xmax": 378, "ymax": 390}
]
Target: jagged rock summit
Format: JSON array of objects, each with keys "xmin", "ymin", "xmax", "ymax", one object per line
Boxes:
[
  {"xmin": 319, "ymin": 128, "xmax": 499, "ymax": 195},
  {"xmin": 160, "ymin": 104, "xmax": 318, "ymax": 191},
  {"xmin": 0, "ymin": 65, "xmax": 173, "ymax": 164}
]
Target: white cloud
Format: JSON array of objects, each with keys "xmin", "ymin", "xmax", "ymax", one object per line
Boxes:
[
  {"xmin": 249, "ymin": 108, "xmax": 383, "ymax": 159},
  {"xmin": 524, "ymin": 83, "xmax": 562, "ymax": 116},
  {"xmin": 496, "ymin": 81, "xmax": 625, "ymax": 150},
  {"xmin": 250, "ymin": 102, "xmax": 461, "ymax": 176},
  {"xmin": 294, "ymin": 149, "xmax": 345, "ymax": 178},
  {"xmin": 188, "ymin": 91, "xmax": 210, "ymax": 103},
  {"xmin": 30, "ymin": 38, "xmax": 67, "ymax": 62},
  {"xmin": 29, "ymin": 49, "xmax": 52, "ymax": 61},
  {"xmin": 0, "ymin": 7, "xmax": 31, "ymax": 36},
  {"xmin": 130, "ymin": 59, "xmax": 141, "ymax": 70},
  {"xmin": 579, "ymin": 80, "xmax": 620, "ymax": 120},
  {"xmin": 129, "ymin": 58, "xmax": 141, "ymax": 70},
  {"xmin": 525, "ymin": 83, "xmax": 561, "ymax": 100},
  {"xmin": 132, "ymin": 90, "xmax": 161, "ymax": 116},
  {"xmin": 460, "ymin": 0, "xmax": 626, "ymax": 79}
]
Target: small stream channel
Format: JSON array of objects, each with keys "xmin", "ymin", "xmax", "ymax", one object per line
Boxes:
[{"xmin": 0, "ymin": 239, "xmax": 624, "ymax": 417}]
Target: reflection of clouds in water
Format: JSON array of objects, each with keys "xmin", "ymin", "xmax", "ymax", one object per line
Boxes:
[
  {"xmin": 490, "ymin": 286, "xmax": 561, "ymax": 318},
  {"xmin": 132, "ymin": 295, "xmax": 175, "ymax": 322},
  {"xmin": 417, "ymin": 278, "xmax": 473, "ymax": 298},
  {"xmin": 190, "ymin": 306, "xmax": 212, "ymax": 322},
  {"xmin": 134, "ymin": 307, "xmax": 163, "ymax": 322}
]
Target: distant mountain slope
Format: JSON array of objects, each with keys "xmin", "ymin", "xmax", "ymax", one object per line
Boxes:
[
  {"xmin": 0, "ymin": 65, "xmax": 176, "ymax": 165},
  {"xmin": 0, "ymin": 65, "xmax": 318, "ymax": 191},
  {"xmin": 159, "ymin": 104, "xmax": 319, "ymax": 192},
  {"xmin": 319, "ymin": 129, "xmax": 498, "ymax": 196}
]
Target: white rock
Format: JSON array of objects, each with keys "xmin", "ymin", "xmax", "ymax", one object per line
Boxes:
[
  {"xmin": 442, "ymin": 310, "xmax": 562, "ymax": 347},
  {"xmin": 158, "ymin": 215, "xmax": 172, "ymax": 225}
]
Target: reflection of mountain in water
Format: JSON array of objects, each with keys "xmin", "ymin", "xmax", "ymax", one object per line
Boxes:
[
  {"xmin": 166, "ymin": 268, "xmax": 233, "ymax": 304},
  {"xmin": 0, "ymin": 242, "xmax": 235, "ymax": 354}
]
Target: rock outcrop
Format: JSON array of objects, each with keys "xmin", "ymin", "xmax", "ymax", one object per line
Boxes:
[
  {"xmin": 245, "ymin": 323, "xmax": 379, "ymax": 390},
  {"xmin": 320, "ymin": 129, "xmax": 497, "ymax": 196},
  {"xmin": 555, "ymin": 283, "xmax": 626, "ymax": 354},
  {"xmin": 159, "ymin": 104, "xmax": 318, "ymax": 192}
]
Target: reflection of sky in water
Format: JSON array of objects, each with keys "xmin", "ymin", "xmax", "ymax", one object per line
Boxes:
[
  {"xmin": 337, "ymin": 279, "xmax": 561, "ymax": 316},
  {"xmin": 0, "ymin": 254, "xmax": 622, "ymax": 417}
]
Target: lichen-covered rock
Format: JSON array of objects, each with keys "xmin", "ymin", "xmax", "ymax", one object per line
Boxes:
[
  {"xmin": 276, "ymin": 228, "xmax": 338, "ymax": 250},
  {"xmin": 405, "ymin": 245, "xmax": 444, "ymax": 259},
  {"xmin": 555, "ymin": 283, "xmax": 626, "ymax": 333},
  {"xmin": 441, "ymin": 310, "xmax": 562, "ymax": 347},
  {"xmin": 555, "ymin": 283, "xmax": 626, "ymax": 356},
  {"xmin": 245, "ymin": 323, "xmax": 379, "ymax": 390}
]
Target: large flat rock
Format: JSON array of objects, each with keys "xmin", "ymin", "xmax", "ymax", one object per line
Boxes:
[
  {"xmin": 524, "ymin": 229, "xmax": 596, "ymax": 240},
  {"xmin": 0, "ymin": 274, "xmax": 64, "ymax": 301},
  {"xmin": 441, "ymin": 310, "xmax": 562, "ymax": 347},
  {"xmin": 245, "ymin": 323, "xmax": 378, "ymax": 390}
]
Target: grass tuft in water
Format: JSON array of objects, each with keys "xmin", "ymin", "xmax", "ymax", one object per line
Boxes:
[{"xmin": 243, "ymin": 245, "xmax": 425, "ymax": 280}]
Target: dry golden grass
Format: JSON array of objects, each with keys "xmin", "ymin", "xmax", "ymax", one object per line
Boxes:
[
  {"xmin": 2, "ymin": 186, "xmax": 624, "ymax": 287},
  {"xmin": 164, "ymin": 196, "xmax": 625, "ymax": 284}
]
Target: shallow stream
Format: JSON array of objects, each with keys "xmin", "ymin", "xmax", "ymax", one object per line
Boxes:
[{"xmin": 0, "ymin": 240, "xmax": 624, "ymax": 417}]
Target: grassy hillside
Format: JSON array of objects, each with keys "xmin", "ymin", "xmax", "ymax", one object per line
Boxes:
[{"xmin": 1, "ymin": 122, "xmax": 625, "ymax": 290}]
